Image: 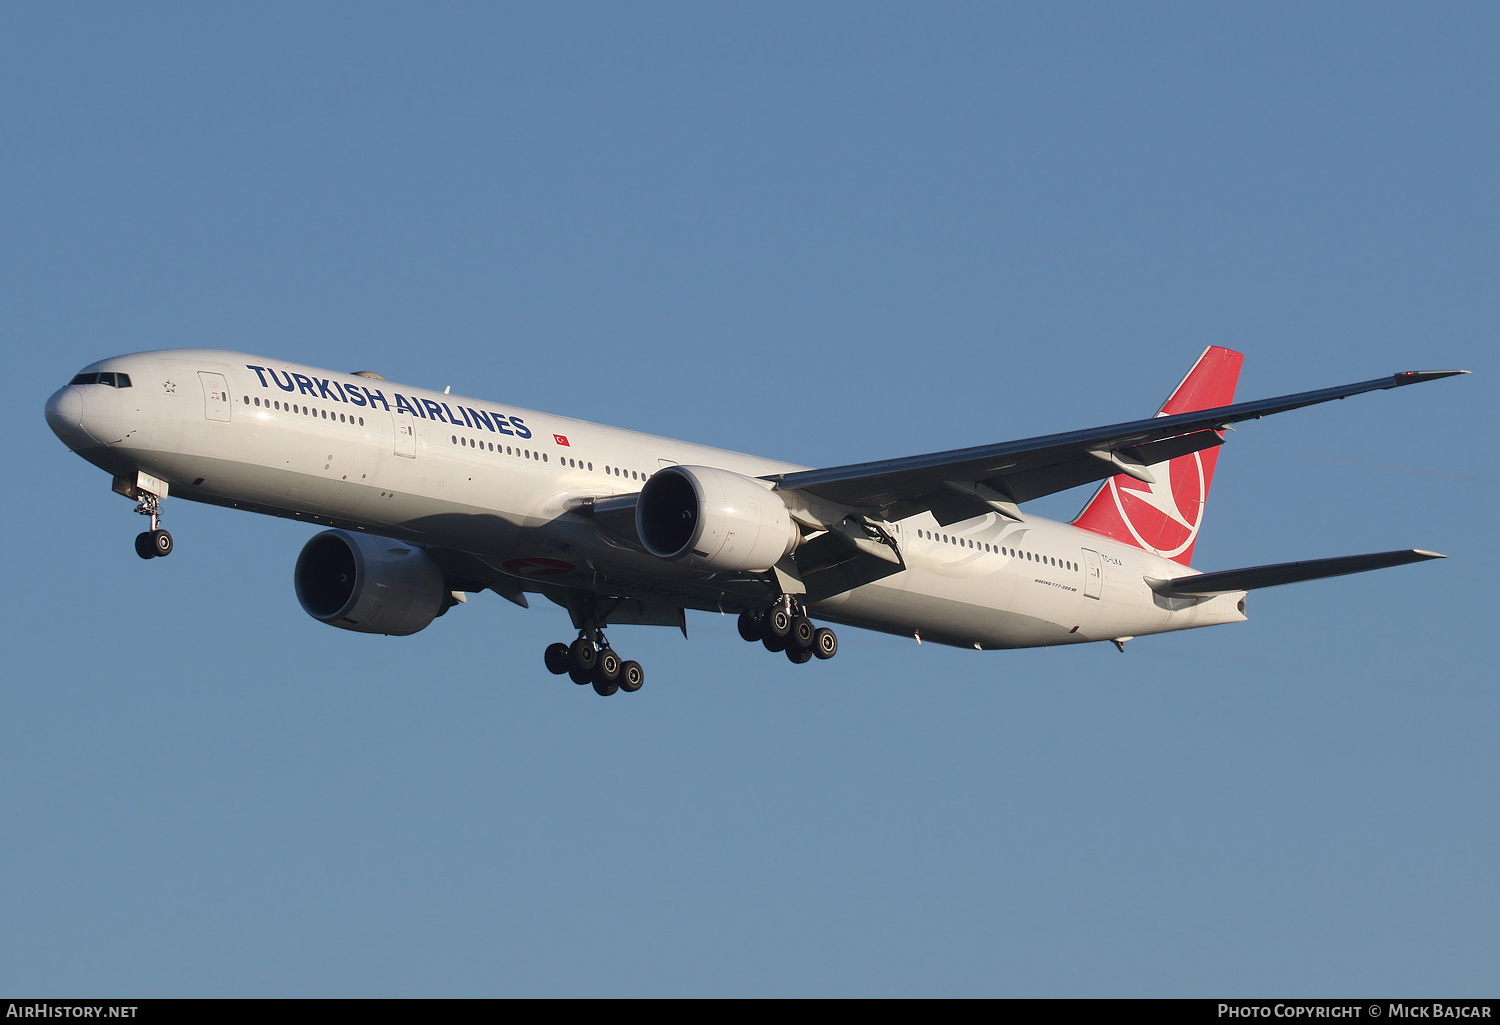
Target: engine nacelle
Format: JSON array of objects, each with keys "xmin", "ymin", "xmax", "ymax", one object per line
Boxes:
[
  {"xmin": 294, "ymin": 529, "xmax": 447, "ymax": 636},
  {"xmin": 637, "ymin": 465, "xmax": 799, "ymax": 573}
]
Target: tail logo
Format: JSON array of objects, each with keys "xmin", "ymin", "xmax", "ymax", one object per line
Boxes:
[{"xmin": 1105, "ymin": 450, "xmax": 1206, "ymax": 560}]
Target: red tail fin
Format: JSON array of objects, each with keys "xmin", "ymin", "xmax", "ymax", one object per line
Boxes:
[{"xmin": 1072, "ymin": 346, "xmax": 1243, "ymax": 566}]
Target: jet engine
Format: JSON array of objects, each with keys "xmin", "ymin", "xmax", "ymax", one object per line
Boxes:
[
  {"xmin": 636, "ymin": 465, "xmax": 799, "ymax": 573},
  {"xmin": 294, "ymin": 529, "xmax": 447, "ymax": 635}
]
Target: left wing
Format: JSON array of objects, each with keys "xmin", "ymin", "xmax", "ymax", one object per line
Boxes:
[{"xmin": 769, "ymin": 369, "xmax": 1466, "ymax": 526}]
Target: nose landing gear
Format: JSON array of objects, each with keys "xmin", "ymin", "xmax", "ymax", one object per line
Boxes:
[{"xmin": 119, "ymin": 478, "xmax": 173, "ymax": 560}]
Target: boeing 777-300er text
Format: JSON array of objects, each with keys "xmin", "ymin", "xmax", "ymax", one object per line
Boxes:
[{"xmin": 44, "ymin": 347, "xmax": 1465, "ymax": 695}]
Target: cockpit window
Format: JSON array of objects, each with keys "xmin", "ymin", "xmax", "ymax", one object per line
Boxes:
[{"xmin": 68, "ymin": 372, "xmax": 131, "ymax": 388}]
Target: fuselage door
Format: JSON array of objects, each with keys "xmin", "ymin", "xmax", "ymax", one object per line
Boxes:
[
  {"xmin": 1081, "ymin": 548, "xmax": 1104, "ymax": 599},
  {"xmin": 198, "ymin": 372, "xmax": 231, "ymax": 423},
  {"xmin": 393, "ymin": 412, "xmax": 416, "ymax": 458}
]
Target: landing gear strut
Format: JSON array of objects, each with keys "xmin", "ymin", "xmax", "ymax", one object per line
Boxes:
[
  {"xmin": 737, "ymin": 599, "xmax": 839, "ymax": 666},
  {"xmin": 131, "ymin": 488, "xmax": 173, "ymax": 560},
  {"xmin": 543, "ymin": 627, "xmax": 644, "ymax": 697}
]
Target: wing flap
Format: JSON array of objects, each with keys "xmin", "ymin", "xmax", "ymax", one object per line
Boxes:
[
  {"xmin": 792, "ymin": 532, "xmax": 907, "ymax": 603},
  {"xmin": 988, "ymin": 429, "xmax": 1227, "ymax": 507}
]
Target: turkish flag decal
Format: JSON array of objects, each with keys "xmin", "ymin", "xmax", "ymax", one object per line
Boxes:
[{"xmin": 553, "ymin": 434, "xmax": 570, "ymax": 446}]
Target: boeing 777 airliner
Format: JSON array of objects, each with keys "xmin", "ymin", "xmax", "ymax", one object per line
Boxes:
[{"xmin": 44, "ymin": 347, "xmax": 1464, "ymax": 695}]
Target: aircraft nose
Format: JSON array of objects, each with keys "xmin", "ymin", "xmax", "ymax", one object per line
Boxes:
[{"xmin": 44, "ymin": 386, "xmax": 87, "ymax": 445}]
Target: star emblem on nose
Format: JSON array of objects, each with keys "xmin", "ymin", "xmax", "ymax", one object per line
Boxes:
[{"xmin": 162, "ymin": 380, "xmax": 176, "ymax": 393}]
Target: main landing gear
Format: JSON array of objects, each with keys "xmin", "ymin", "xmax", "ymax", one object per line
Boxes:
[
  {"xmin": 736, "ymin": 598, "xmax": 838, "ymax": 666},
  {"xmin": 544, "ymin": 631, "xmax": 644, "ymax": 697},
  {"xmin": 132, "ymin": 490, "xmax": 173, "ymax": 560}
]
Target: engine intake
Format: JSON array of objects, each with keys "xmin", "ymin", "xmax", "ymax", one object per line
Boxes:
[
  {"xmin": 294, "ymin": 529, "xmax": 447, "ymax": 635},
  {"xmin": 637, "ymin": 465, "xmax": 799, "ymax": 573}
]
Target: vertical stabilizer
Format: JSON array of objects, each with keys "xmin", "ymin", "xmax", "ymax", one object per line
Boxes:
[{"xmin": 1072, "ymin": 346, "xmax": 1244, "ymax": 566}]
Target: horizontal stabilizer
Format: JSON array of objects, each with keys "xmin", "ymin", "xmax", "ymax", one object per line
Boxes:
[{"xmin": 1148, "ymin": 549, "xmax": 1446, "ymax": 597}]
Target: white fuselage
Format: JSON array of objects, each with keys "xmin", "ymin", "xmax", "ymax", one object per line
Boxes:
[{"xmin": 45, "ymin": 350, "xmax": 1247, "ymax": 649}]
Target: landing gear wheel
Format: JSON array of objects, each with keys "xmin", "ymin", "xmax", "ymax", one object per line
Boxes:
[
  {"xmin": 544, "ymin": 642, "xmax": 571, "ymax": 675},
  {"xmin": 567, "ymin": 640, "xmax": 595, "ymax": 685},
  {"xmin": 762, "ymin": 606, "xmax": 791, "ymax": 652},
  {"xmin": 812, "ymin": 627, "xmax": 838, "ymax": 660},
  {"xmin": 619, "ymin": 661, "xmax": 644, "ymax": 693},
  {"xmin": 591, "ymin": 650, "xmax": 621, "ymax": 696},
  {"xmin": 569, "ymin": 638, "xmax": 597, "ymax": 672},
  {"xmin": 151, "ymin": 529, "xmax": 173, "ymax": 557},
  {"xmin": 134, "ymin": 532, "xmax": 157, "ymax": 560},
  {"xmin": 737, "ymin": 610, "xmax": 763, "ymax": 642},
  {"xmin": 786, "ymin": 646, "xmax": 813, "ymax": 664},
  {"xmin": 789, "ymin": 616, "xmax": 815, "ymax": 651},
  {"xmin": 764, "ymin": 607, "xmax": 792, "ymax": 640},
  {"xmin": 594, "ymin": 649, "xmax": 622, "ymax": 687}
]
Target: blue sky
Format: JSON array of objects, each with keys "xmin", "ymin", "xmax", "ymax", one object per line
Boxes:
[{"xmin": 2, "ymin": 3, "xmax": 1495, "ymax": 996}]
